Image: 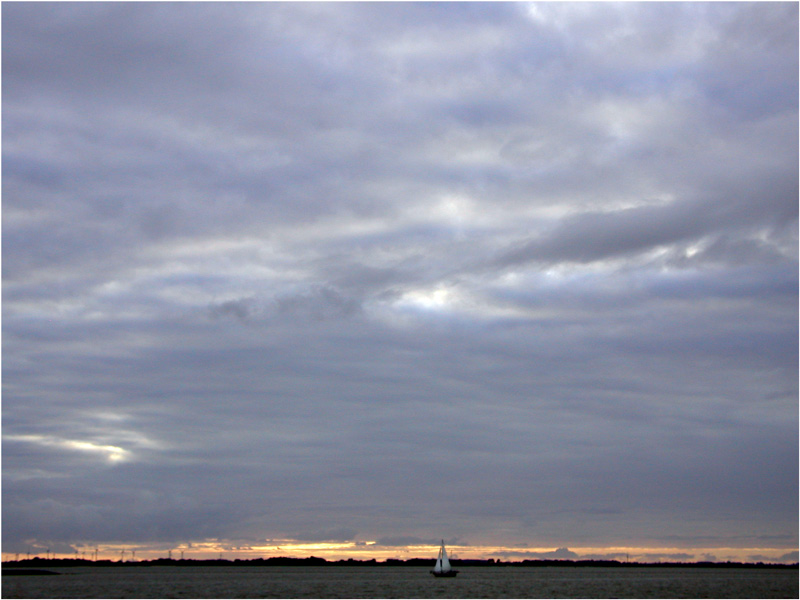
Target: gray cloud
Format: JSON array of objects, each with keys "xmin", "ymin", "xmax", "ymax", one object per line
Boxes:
[
  {"xmin": 2, "ymin": 2, "xmax": 797, "ymax": 561},
  {"xmin": 288, "ymin": 529, "xmax": 359, "ymax": 544}
]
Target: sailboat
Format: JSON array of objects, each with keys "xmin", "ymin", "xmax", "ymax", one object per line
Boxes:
[{"xmin": 430, "ymin": 540, "xmax": 458, "ymax": 577}]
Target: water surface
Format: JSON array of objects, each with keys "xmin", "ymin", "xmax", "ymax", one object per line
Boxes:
[{"xmin": 3, "ymin": 565, "xmax": 797, "ymax": 598}]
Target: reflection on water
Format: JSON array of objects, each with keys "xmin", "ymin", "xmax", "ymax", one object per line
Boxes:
[{"xmin": 3, "ymin": 566, "xmax": 798, "ymax": 599}]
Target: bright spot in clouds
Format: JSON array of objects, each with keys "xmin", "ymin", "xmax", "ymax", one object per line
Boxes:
[
  {"xmin": 6, "ymin": 434, "xmax": 132, "ymax": 464},
  {"xmin": 398, "ymin": 286, "xmax": 455, "ymax": 312}
]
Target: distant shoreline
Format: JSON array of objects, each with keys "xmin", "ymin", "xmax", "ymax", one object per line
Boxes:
[{"xmin": 3, "ymin": 557, "xmax": 797, "ymax": 570}]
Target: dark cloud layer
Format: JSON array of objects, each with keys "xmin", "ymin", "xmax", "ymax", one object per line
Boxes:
[{"xmin": 3, "ymin": 2, "xmax": 797, "ymax": 561}]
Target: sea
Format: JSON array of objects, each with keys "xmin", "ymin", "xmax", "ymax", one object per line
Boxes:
[{"xmin": 2, "ymin": 566, "xmax": 798, "ymax": 599}]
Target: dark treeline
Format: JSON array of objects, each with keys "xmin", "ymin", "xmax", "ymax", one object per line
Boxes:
[{"xmin": 2, "ymin": 557, "xmax": 797, "ymax": 569}]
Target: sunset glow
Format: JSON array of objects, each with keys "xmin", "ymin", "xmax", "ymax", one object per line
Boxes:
[{"xmin": 10, "ymin": 541, "xmax": 795, "ymax": 566}]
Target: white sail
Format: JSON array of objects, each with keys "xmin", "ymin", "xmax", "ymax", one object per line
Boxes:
[
  {"xmin": 431, "ymin": 539, "xmax": 458, "ymax": 576},
  {"xmin": 440, "ymin": 543, "xmax": 451, "ymax": 572}
]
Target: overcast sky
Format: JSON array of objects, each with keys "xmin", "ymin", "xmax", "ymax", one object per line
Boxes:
[{"xmin": 3, "ymin": 2, "xmax": 798, "ymax": 563}]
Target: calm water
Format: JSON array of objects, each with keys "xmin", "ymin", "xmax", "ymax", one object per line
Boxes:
[{"xmin": 3, "ymin": 566, "xmax": 797, "ymax": 599}]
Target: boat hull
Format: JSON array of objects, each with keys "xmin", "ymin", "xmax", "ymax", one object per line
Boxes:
[{"xmin": 431, "ymin": 570, "xmax": 458, "ymax": 577}]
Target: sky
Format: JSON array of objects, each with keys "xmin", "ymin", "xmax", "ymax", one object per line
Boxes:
[{"xmin": 2, "ymin": 2, "xmax": 798, "ymax": 564}]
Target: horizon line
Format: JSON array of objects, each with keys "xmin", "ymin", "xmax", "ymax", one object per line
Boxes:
[
  {"xmin": 3, "ymin": 542, "xmax": 798, "ymax": 566},
  {"xmin": 5, "ymin": 556, "xmax": 798, "ymax": 568}
]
